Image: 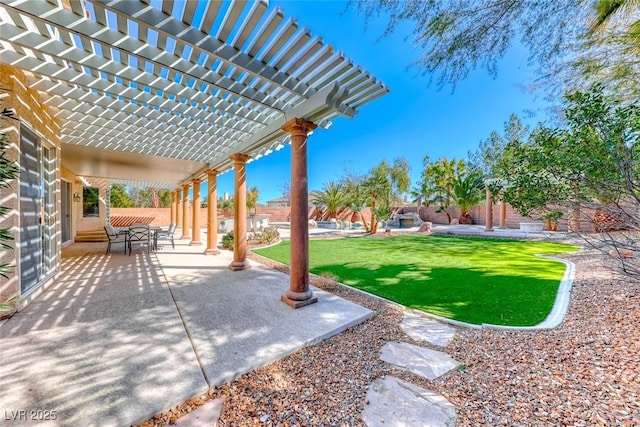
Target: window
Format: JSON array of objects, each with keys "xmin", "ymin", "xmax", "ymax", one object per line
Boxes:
[{"xmin": 83, "ymin": 187, "xmax": 100, "ymax": 217}]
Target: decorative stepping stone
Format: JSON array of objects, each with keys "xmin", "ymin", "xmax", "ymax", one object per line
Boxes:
[
  {"xmin": 362, "ymin": 376, "xmax": 457, "ymax": 427},
  {"xmin": 380, "ymin": 341, "xmax": 459, "ymax": 380},
  {"xmin": 401, "ymin": 312, "xmax": 456, "ymax": 347},
  {"xmin": 175, "ymin": 397, "xmax": 224, "ymax": 426}
]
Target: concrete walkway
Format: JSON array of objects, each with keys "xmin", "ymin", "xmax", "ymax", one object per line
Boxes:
[
  {"xmin": 0, "ymin": 240, "xmax": 372, "ymax": 426},
  {"xmin": 431, "ymin": 224, "xmax": 568, "ymax": 239}
]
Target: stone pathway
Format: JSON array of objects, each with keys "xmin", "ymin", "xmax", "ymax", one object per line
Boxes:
[
  {"xmin": 401, "ymin": 312, "xmax": 457, "ymax": 347},
  {"xmin": 361, "ymin": 376, "xmax": 457, "ymax": 427},
  {"xmin": 174, "ymin": 398, "xmax": 224, "ymax": 426},
  {"xmin": 380, "ymin": 341, "xmax": 459, "ymax": 380},
  {"xmin": 362, "ymin": 312, "xmax": 460, "ymax": 426},
  {"xmin": 160, "ymin": 312, "xmax": 462, "ymax": 426}
]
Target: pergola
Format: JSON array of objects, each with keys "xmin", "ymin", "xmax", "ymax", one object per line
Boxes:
[{"xmin": 0, "ymin": 0, "xmax": 388, "ymax": 307}]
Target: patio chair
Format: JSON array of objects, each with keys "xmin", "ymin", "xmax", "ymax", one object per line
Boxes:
[
  {"xmin": 104, "ymin": 225, "xmax": 127, "ymax": 254},
  {"xmin": 155, "ymin": 223, "xmax": 176, "ymax": 250},
  {"xmin": 128, "ymin": 225, "xmax": 151, "ymax": 255}
]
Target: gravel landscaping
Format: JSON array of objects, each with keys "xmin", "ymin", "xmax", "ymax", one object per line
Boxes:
[{"xmin": 139, "ymin": 239, "xmax": 639, "ymax": 426}]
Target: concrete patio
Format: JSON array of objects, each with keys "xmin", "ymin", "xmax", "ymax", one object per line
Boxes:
[{"xmin": 0, "ymin": 239, "xmax": 372, "ymax": 426}]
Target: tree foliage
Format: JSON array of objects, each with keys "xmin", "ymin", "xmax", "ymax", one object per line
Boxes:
[
  {"xmin": 445, "ymin": 173, "xmax": 485, "ymax": 223},
  {"xmin": 310, "ymin": 181, "xmax": 348, "ymax": 219},
  {"xmin": 109, "ymin": 183, "xmax": 134, "ymax": 208},
  {"xmin": 417, "ymin": 156, "xmax": 466, "ymax": 222},
  {"xmin": 361, "ymin": 158, "xmax": 411, "ymax": 233},
  {"xmin": 280, "ymin": 181, "xmax": 291, "ymax": 206},
  {"xmin": 247, "ymin": 186, "xmax": 260, "ymax": 213},
  {"xmin": 494, "ymin": 84, "xmax": 640, "ymax": 274},
  {"xmin": 337, "ymin": 158, "xmax": 411, "ymax": 233},
  {"xmin": 468, "ymin": 113, "xmax": 529, "ymax": 180},
  {"xmin": 351, "ymin": 0, "xmax": 640, "ymax": 96},
  {"xmin": 351, "ymin": 0, "xmax": 586, "ymax": 87},
  {"xmin": 219, "ymin": 197, "xmax": 234, "ymax": 214},
  {"xmin": 551, "ymin": 2, "xmax": 640, "ymax": 102},
  {"xmin": 109, "ymin": 184, "xmax": 171, "ymax": 208}
]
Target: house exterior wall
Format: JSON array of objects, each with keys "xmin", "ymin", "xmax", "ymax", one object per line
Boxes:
[
  {"xmin": 60, "ymin": 165, "xmax": 78, "ymax": 242},
  {"xmin": 75, "ymin": 180, "xmax": 109, "ymax": 233},
  {"xmin": 0, "ymin": 64, "xmax": 62, "ymax": 302}
]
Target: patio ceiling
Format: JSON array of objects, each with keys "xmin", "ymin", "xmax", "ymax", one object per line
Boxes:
[{"xmin": 0, "ymin": 0, "xmax": 388, "ymax": 189}]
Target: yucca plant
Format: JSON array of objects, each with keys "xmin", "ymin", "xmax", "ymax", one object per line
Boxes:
[{"xmin": 0, "ymin": 100, "xmax": 19, "ymax": 314}]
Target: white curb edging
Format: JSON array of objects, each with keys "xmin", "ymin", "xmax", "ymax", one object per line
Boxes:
[
  {"xmin": 251, "ymin": 247, "xmax": 576, "ymax": 332},
  {"xmin": 480, "ymin": 256, "xmax": 575, "ymax": 331}
]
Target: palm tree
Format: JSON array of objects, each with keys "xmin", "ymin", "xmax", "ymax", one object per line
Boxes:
[
  {"xmin": 219, "ymin": 197, "xmax": 234, "ymax": 217},
  {"xmin": 342, "ymin": 172, "xmax": 368, "ymax": 226},
  {"xmin": 310, "ymin": 181, "xmax": 348, "ymax": 219},
  {"xmin": 247, "ymin": 186, "xmax": 259, "ymax": 214},
  {"xmin": 363, "ymin": 158, "xmax": 411, "ymax": 233},
  {"xmin": 422, "ymin": 157, "xmax": 467, "ymax": 223},
  {"xmin": 421, "ymin": 157, "xmax": 466, "ymax": 207},
  {"xmin": 446, "ymin": 173, "xmax": 485, "ymax": 224}
]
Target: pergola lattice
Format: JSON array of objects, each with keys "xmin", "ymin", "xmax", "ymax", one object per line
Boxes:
[{"xmin": 0, "ymin": 0, "xmax": 388, "ymax": 188}]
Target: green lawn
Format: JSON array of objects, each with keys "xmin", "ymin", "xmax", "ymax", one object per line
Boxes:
[{"xmin": 253, "ymin": 235, "xmax": 579, "ymax": 326}]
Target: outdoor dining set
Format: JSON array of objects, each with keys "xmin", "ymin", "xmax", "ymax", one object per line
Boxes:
[{"xmin": 104, "ymin": 223, "xmax": 176, "ymax": 255}]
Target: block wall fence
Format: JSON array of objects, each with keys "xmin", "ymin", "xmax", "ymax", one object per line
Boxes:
[{"xmin": 111, "ymin": 203, "xmax": 578, "ymax": 231}]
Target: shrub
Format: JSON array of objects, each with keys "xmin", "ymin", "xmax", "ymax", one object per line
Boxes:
[
  {"xmin": 221, "ymin": 232, "xmax": 234, "ymax": 249},
  {"xmin": 250, "ymin": 226, "xmax": 280, "ymax": 245}
]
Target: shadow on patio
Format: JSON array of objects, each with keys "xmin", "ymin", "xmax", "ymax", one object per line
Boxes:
[{"xmin": 0, "ymin": 240, "xmax": 372, "ymax": 426}]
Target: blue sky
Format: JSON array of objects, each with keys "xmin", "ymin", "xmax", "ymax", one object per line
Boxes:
[{"xmin": 214, "ymin": 0, "xmax": 549, "ymax": 203}]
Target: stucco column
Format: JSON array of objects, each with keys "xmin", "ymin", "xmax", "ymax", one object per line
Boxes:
[
  {"xmin": 175, "ymin": 189, "xmax": 182, "ymax": 227},
  {"xmin": 281, "ymin": 118, "xmax": 318, "ymax": 308},
  {"xmin": 229, "ymin": 153, "xmax": 251, "ymax": 271},
  {"xmin": 499, "ymin": 194, "xmax": 507, "ymax": 229},
  {"xmin": 204, "ymin": 170, "xmax": 220, "ymax": 255},
  {"xmin": 190, "ymin": 179, "xmax": 202, "ymax": 245},
  {"xmin": 170, "ymin": 191, "xmax": 176, "ymax": 225},
  {"xmin": 485, "ymin": 187, "xmax": 494, "ymax": 232},
  {"xmin": 181, "ymin": 184, "xmax": 190, "ymax": 239}
]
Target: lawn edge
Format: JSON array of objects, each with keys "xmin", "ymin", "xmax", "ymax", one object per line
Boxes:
[
  {"xmin": 480, "ymin": 255, "xmax": 575, "ymax": 331},
  {"xmin": 251, "ymin": 243, "xmax": 577, "ymax": 331}
]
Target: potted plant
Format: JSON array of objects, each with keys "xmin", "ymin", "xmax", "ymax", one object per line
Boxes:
[
  {"xmin": 219, "ymin": 198, "xmax": 234, "ymax": 217},
  {"xmin": 543, "ymin": 210, "xmax": 563, "ymax": 232}
]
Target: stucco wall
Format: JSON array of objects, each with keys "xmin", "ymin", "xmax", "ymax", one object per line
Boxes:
[
  {"xmin": 0, "ymin": 64, "xmax": 62, "ymax": 301},
  {"xmin": 60, "ymin": 166, "xmax": 78, "ymax": 241},
  {"xmin": 75, "ymin": 180, "xmax": 109, "ymax": 233},
  {"xmin": 110, "ymin": 202, "xmax": 603, "ymax": 233}
]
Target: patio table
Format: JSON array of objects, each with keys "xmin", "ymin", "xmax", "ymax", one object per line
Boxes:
[{"xmin": 116, "ymin": 226, "xmax": 162, "ymax": 253}]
